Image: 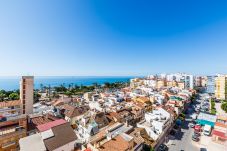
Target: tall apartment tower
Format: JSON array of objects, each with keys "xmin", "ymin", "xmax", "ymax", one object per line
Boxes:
[
  {"xmin": 215, "ymin": 75, "xmax": 227, "ymax": 100},
  {"xmin": 20, "ymin": 76, "xmax": 34, "ymax": 114}
]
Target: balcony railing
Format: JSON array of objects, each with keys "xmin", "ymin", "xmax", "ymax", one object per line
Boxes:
[{"xmin": 0, "ymin": 128, "xmax": 26, "ymax": 141}]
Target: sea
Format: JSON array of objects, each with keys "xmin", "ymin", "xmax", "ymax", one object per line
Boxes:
[{"xmin": 0, "ymin": 76, "xmax": 134, "ymax": 91}]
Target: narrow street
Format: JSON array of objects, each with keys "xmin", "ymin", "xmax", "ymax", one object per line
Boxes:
[{"xmin": 166, "ymin": 109, "xmax": 200, "ymax": 151}]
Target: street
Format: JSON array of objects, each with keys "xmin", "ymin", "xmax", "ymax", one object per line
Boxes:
[
  {"xmin": 166, "ymin": 108, "xmax": 200, "ymax": 151},
  {"xmin": 166, "ymin": 102, "xmax": 200, "ymax": 151},
  {"xmin": 215, "ymin": 102, "xmax": 226, "ymax": 115}
]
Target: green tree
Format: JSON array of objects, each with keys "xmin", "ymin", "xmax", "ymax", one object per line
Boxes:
[
  {"xmin": 34, "ymin": 91, "xmax": 41, "ymax": 103},
  {"xmin": 0, "ymin": 91, "xmax": 6, "ymax": 101},
  {"xmin": 9, "ymin": 92, "xmax": 19, "ymax": 100},
  {"xmin": 65, "ymin": 90, "xmax": 73, "ymax": 98},
  {"xmin": 104, "ymin": 82, "xmax": 111, "ymax": 88},
  {"xmin": 221, "ymin": 102, "xmax": 227, "ymax": 113}
]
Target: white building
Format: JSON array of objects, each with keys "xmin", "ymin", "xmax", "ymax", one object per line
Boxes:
[
  {"xmin": 137, "ymin": 108, "xmax": 172, "ymax": 140},
  {"xmin": 166, "ymin": 73, "xmax": 194, "ymax": 89}
]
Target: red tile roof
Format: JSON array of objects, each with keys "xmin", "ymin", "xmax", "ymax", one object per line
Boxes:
[
  {"xmin": 37, "ymin": 119, "xmax": 67, "ymax": 132},
  {"xmin": 0, "ymin": 100, "xmax": 21, "ymax": 108},
  {"xmin": 31, "ymin": 116, "xmax": 52, "ymax": 126},
  {"xmin": 215, "ymin": 122, "xmax": 227, "ymax": 128},
  {"xmin": 99, "ymin": 135, "xmax": 131, "ymax": 151},
  {"xmin": 212, "ymin": 130, "xmax": 227, "ymax": 139}
]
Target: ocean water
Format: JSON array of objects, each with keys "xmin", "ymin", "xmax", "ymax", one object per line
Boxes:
[{"xmin": 0, "ymin": 76, "xmax": 133, "ymax": 90}]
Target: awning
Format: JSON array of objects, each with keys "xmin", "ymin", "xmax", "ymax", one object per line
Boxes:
[{"xmin": 212, "ymin": 130, "xmax": 227, "ymax": 140}]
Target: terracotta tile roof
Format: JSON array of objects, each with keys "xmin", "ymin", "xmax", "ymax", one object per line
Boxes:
[
  {"xmin": 109, "ymin": 109, "xmax": 132, "ymax": 122},
  {"xmin": 162, "ymin": 105, "xmax": 177, "ymax": 117},
  {"xmin": 37, "ymin": 119, "xmax": 67, "ymax": 132},
  {"xmin": 129, "ymin": 128, "xmax": 145, "ymax": 145},
  {"xmin": 215, "ymin": 122, "xmax": 227, "ymax": 128},
  {"xmin": 44, "ymin": 123, "xmax": 77, "ymax": 151},
  {"xmin": 63, "ymin": 104, "xmax": 89, "ymax": 118},
  {"xmin": 212, "ymin": 129, "xmax": 227, "ymax": 139},
  {"xmin": 0, "ymin": 100, "xmax": 21, "ymax": 108},
  {"xmin": 99, "ymin": 135, "xmax": 131, "ymax": 151},
  {"xmin": 93, "ymin": 112, "xmax": 110, "ymax": 128},
  {"xmin": 31, "ymin": 115, "xmax": 53, "ymax": 126},
  {"xmin": 217, "ymin": 115, "xmax": 227, "ymax": 121},
  {"xmin": 52, "ymin": 100, "xmax": 64, "ymax": 106}
]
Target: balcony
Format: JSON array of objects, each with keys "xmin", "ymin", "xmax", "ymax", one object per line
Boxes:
[{"xmin": 0, "ymin": 128, "xmax": 26, "ymax": 141}]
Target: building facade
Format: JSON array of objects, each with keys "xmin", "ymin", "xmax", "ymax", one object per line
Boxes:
[
  {"xmin": 215, "ymin": 75, "xmax": 227, "ymax": 100},
  {"xmin": 20, "ymin": 76, "xmax": 34, "ymax": 114},
  {"xmin": 207, "ymin": 76, "xmax": 216, "ymax": 94}
]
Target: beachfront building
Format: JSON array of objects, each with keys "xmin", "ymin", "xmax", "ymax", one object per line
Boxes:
[{"xmin": 215, "ymin": 75, "xmax": 227, "ymax": 100}]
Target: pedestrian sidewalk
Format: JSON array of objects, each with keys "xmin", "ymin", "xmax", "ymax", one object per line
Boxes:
[{"xmin": 195, "ymin": 134, "xmax": 227, "ymax": 151}]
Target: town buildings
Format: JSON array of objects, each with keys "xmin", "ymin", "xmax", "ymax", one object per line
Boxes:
[
  {"xmin": 0, "ymin": 76, "xmax": 34, "ymax": 150},
  {"xmin": 2, "ymin": 73, "xmax": 227, "ymax": 151},
  {"xmin": 212, "ymin": 115, "xmax": 227, "ymax": 145}
]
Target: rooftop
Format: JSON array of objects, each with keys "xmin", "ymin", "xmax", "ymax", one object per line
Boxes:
[
  {"xmin": 0, "ymin": 100, "xmax": 21, "ymax": 108},
  {"xmin": 37, "ymin": 119, "xmax": 67, "ymax": 132},
  {"xmin": 44, "ymin": 123, "xmax": 77, "ymax": 151},
  {"xmin": 197, "ymin": 112, "xmax": 217, "ymax": 122},
  {"xmin": 19, "ymin": 133, "xmax": 46, "ymax": 151},
  {"xmin": 98, "ymin": 134, "xmax": 132, "ymax": 151}
]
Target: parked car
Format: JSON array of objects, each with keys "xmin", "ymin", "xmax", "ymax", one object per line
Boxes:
[
  {"xmin": 194, "ymin": 124, "xmax": 202, "ymax": 132},
  {"xmin": 189, "ymin": 122, "xmax": 195, "ymax": 128},
  {"xmin": 192, "ymin": 134, "xmax": 199, "ymax": 142},
  {"xmin": 194, "ymin": 131, "xmax": 200, "ymax": 137},
  {"xmin": 170, "ymin": 130, "xmax": 176, "ymax": 136},
  {"xmin": 203, "ymin": 125, "xmax": 212, "ymax": 136},
  {"xmin": 157, "ymin": 144, "xmax": 168, "ymax": 151}
]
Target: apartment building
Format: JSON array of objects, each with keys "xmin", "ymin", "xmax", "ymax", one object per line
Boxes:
[
  {"xmin": 215, "ymin": 75, "xmax": 227, "ymax": 100},
  {"xmin": 0, "ymin": 76, "xmax": 34, "ymax": 150},
  {"xmin": 166, "ymin": 73, "xmax": 194, "ymax": 89},
  {"xmin": 0, "ymin": 100, "xmax": 21, "ymax": 119},
  {"xmin": 87, "ymin": 122, "xmax": 135, "ymax": 151},
  {"xmin": 0, "ymin": 114, "xmax": 27, "ymax": 150},
  {"xmin": 20, "ymin": 76, "xmax": 34, "ymax": 114},
  {"xmin": 137, "ymin": 108, "xmax": 172, "ymax": 141},
  {"xmin": 207, "ymin": 76, "xmax": 216, "ymax": 94}
]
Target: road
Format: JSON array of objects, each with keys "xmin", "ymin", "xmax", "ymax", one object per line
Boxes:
[
  {"xmin": 215, "ymin": 102, "xmax": 226, "ymax": 115},
  {"xmin": 166, "ymin": 105, "xmax": 200, "ymax": 151}
]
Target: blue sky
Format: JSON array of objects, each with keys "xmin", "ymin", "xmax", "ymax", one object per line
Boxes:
[{"xmin": 0, "ymin": 0, "xmax": 226, "ymax": 76}]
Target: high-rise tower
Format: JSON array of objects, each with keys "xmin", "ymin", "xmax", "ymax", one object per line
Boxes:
[{"xmin": 20, "ymin": 76, "xmax": 34, "ymax": 114}]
